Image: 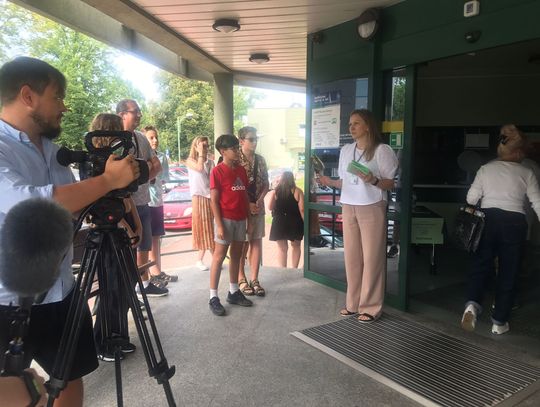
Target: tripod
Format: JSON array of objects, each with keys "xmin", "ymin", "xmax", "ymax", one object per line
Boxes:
[{"xmin": 45, "ymin": 197, "xmax": 176, "ymax": 406}]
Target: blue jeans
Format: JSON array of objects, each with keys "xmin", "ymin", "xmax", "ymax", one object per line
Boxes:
[{"xmin": 466, "ymin": 208, "xmax": 527, "ymax": 324}]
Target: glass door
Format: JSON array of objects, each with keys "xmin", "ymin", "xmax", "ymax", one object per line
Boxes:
[{"xmin": 382, "ymin": 67, "xmax": 415, "ymax": 310}]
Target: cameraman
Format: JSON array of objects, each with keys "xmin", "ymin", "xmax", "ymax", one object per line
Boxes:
[{"xmin": 0, "ymin": 57, "xmax": 139, "ymax": 406}]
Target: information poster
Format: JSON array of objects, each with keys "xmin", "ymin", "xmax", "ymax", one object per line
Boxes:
[{"xmin": 311, "ymin": 104, "xmax": 340, "ymax": 148}]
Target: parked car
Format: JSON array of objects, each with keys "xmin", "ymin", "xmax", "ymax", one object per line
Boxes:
[
  {"xmin": 163, "ymin": 185, "xmax": 192, "ymax": 230},
  {"xmin": 315, "ymin": 186, "xmax": 343, "ymax": 232},
  {"xmin": 165, "ymin": 165, "xmax": 189, "ymax": 192}
]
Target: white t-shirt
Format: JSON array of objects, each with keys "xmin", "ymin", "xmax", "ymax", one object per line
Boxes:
[
  {"xmin": 338, "ymin": 143, "xmax": 398, "ymax": 205},
  {"xmin": 188, "ymin": 159, "xmax": 215, "ymax": 198},
  {"xmin": 467, "ymin": 160, "xmax": 540, "ymax": 217}
]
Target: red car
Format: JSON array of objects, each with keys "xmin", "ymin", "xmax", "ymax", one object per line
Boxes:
[
  {"xmin": 163, "ymin": 186, "xmax": 193, "ymax": 230},
  {"xmin": 315, "ymin": 186, "xmax": 343, "ymax": 232}
]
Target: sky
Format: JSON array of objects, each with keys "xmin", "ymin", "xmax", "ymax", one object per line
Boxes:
[{"xmin": 114, "ymin": 54, "xmax": 306, "ymax": 108}]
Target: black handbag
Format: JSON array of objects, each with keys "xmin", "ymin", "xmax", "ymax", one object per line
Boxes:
[{"xmin": 453, "ymin": 204, "xmax": 485, "ymax": 253}]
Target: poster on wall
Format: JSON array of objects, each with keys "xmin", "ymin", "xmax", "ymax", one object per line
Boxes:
[{"xmin": 311, "ymin": 102, "xmax": 340, "ymax": 149}]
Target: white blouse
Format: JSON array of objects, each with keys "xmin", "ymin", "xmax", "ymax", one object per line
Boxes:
[
  {"xmin": 338, "ymin": 143, "xmax": 398, "ymax": 205},
  {"xmin": 188, "ymin": 159, "xmax": 214, "ymax": 198}
]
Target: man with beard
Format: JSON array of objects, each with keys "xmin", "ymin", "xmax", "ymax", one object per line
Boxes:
[{"xmin": 0, "ymin": 57, "xmax": 139, "ymax": 406}]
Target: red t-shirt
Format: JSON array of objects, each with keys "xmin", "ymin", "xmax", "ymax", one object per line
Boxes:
[{"xmin": 210, "ymin": 162, "xmax": 248, "ymax": 220}]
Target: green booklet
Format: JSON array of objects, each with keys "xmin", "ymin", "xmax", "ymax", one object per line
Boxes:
[{"xmin": 347, "ymin": 160, "xmax": 370, "ymax": 175}]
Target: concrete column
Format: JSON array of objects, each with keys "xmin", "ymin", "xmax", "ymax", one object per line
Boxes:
[{"xmin": 213, "ymin": 73, "xmax": 234, "ymax": 140}]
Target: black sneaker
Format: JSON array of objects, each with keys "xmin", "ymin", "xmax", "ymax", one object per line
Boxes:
[
  {"xmin": 150, "ymin": 275, "xmax": 168, "ymax": 288},
  {"xmin": 209, "ymin": 296, "xmax": 225, "ymax": 316},
  {"xmin": 227, "ymin": 290, "xmax": 253, "ymax": 307},
  {"xmin": 139, "ymin": 282, "xmax": 169, "ymax": 297},
  {"xmin": 121, "ymin": 342, "xmax": 136, "ymax": 354},
  {"xmin": 157, "ymin": 272, "xmax": 178, "ymax": 283},
  {"xmin": 98, "ymin": 350, "xmax": 124, "ymax": 362},
  {"xmin": 387, "ymin": 244, "xmax": 399, "ymax": 258}
]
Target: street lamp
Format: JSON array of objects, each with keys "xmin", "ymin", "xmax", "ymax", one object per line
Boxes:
[{"xmin": 176, "ymin": 112, "xmax": 194, "ymax": 162}]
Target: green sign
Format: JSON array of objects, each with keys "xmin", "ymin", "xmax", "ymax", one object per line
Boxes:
[
  {"xmin": 411, "ymin": 217, "xmax": 444, "ymax": 245},
  {"xmin": 389, "ymin": 132, "xmax": 403, "ymax": 149}
]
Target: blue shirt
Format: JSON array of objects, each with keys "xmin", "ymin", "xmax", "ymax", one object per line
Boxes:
[
  {"xmin": 0, "ymin": 120, "xmax": 75, "ymax": 306},
  {"xmin": 148, "ymin": 150, "xmax": 169, "ymax": 207}
]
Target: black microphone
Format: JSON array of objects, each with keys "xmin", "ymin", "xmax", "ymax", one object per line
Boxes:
[
  {"xmin": 57, "ymin": 146, "xmax": 88, "ymax": 167},
  {"xmin": 0, "ymin": 198, "xmax": 73, "ymax": 298}
]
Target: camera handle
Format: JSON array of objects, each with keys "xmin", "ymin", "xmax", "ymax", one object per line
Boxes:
[{"xmin": 45, "ymin": 223, "xmax": 176, "ymax": 407}]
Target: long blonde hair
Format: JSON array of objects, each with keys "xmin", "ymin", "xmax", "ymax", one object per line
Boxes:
[
  {"xmin": 189, "ymin": 136, "xmax": 210, "ymax": 160},
  {"xmin": 350, "ymin": 109, "xmax": 382, "ymax": 162}
]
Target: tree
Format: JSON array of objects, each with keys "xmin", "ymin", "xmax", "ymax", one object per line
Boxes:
[
  {"xmin": 145, "ymin": 72, "xmax": 214, "ymax": 162},
  {"xmin": 145, "ymin": 73, "xmax": 262, "ymax": 162},
  {"xmin": 0, "ymin": 2, "xmax": 143, "ymax": 150},
  {"xmin": 234, "ymin": 86, "xmax": 263, "ymax": 133}
]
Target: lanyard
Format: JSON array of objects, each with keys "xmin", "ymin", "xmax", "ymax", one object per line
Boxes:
[{"xmin": 353, "ymin": 147, "xmax": 365, "ymax": 163}]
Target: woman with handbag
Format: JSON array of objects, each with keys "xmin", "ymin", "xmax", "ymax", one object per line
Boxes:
[
  {"xmin": 319, "ymin": 109, "xmax": 398, "ymax": 323},
  {"xmin": 461, "ymin": 125, "xmax": 540, "ymax": 335}
]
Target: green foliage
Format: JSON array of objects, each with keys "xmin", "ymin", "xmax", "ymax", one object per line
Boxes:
[
  {"xmin": 144, "ymin": 71, "xmax": 214, "ymax": 162},
  {"xmin": 1, "ymin": 2, "xmax": 261, "ymax": 159},
  {"xmin": 0, "ymin": 2, "xmax": 142, "ymax": 150},
  {"xmin": 391, "ymin": 77, "xmax": 406, "ymax": 121},
  {"xmin": 234, "ymin": 86, "xmax": 263, "ymax": 134},
  {"xmin": 144, "ymin": 73, "xmax": 262, "ymax": 162}
]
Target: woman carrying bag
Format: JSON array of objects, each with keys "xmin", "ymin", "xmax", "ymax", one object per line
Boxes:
[{"xmin": 461, "ymin": 125, "xmax": 540, "ymax": 335}]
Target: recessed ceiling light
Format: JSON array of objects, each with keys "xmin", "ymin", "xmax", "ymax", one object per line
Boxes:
[
  {"xmin": 212, "ymin": 19, "xmax": 240, "ymax": 33},
  {"xmin": 249, "ymin": 53, "xmax": 270, "ymax": 64}
]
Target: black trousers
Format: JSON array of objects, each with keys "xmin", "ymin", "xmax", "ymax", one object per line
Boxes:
[{"xmin": 467, "ymin": 208, "xmax": 527, "ymax": 324}]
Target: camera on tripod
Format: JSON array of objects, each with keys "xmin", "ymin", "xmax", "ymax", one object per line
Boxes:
[{"xmin": 57, "ymin": 131, "xmax": 149, "ymax": 198}]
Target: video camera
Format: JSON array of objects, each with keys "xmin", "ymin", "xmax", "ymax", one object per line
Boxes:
[{"xmin": 57, "ymin": 131, "xmax": 149, "ymax": 198}]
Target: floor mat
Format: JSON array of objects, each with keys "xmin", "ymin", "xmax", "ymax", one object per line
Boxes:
[{"xmin": 292, "ymin": 313, "xmax": 540, "ymax": 407}]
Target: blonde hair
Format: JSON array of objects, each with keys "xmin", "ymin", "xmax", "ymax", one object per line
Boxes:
[
  {"xmin": 188, "ymin": 136, "xmax": 210, "ymax": 160},
  {"xmin": 350, "ymin": 109, "xmax": 382, "ymax": 162},
  {"xmin": 89, "ymin": 113, "xmax": 123, "ymax": 147}
]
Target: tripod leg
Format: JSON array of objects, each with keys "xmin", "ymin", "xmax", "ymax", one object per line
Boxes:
[
  {"xmin": 46, "ymin": 232, "xmax": 102, "ymax": 404},
  {"xmin": 110, "ymin": 229, "xmax": 176, "ymax": 406}
]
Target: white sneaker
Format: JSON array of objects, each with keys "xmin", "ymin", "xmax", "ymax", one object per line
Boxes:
[
  {"xmin": 461, "ymin": 304, "xmax": 478, "ymax": 332},
  {"xmin": 196, "ymin": 261, "xmax": 208, "ymax": 271},
  {"xmin": 491, "ymin": 323, "xmax": 509, "ymax": 335}
]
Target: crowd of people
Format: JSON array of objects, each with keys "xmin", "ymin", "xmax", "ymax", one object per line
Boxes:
[{"xmin": 1, "ymin": 55, "xmax": 538, "ymax": 405}]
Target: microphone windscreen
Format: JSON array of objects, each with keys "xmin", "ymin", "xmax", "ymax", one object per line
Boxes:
[
  {"xmin": 0, "ymin": 198, "xmax": 73, "ymax": 297},
  {"xmin": 57, "ymin": 147, "xmax": 88, "ymax": 167}
]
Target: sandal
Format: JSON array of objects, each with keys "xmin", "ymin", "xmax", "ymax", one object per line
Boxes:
[
  {"xmin": 250, "ymin": 279, "xmax": 266, "ymax": 297},
  {"xmin": 339, "ymin": 309, "xmax": 357, "ymax": 316},
  {"xmin": 357, "ymin": 313, "xmax": 378, "ymax": 324},
  {"xmin": 239, "ymin": 279, "xmax": 254, "ymax": 296}
]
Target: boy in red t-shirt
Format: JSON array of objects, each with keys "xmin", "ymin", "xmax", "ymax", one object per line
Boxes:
[{"xmin": 208, "ymin": 134, "xmax": 253, "ymax": 315}]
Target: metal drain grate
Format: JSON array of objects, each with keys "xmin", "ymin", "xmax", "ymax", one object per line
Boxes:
[{"xmin": 292, "ymin": 314, "xmax": 540, "ymax": 407}]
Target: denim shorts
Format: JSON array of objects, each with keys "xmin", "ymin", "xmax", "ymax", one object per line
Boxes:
[{"xmin": 136, "ymin": 204, "xmax": 152, "ymax": 251}]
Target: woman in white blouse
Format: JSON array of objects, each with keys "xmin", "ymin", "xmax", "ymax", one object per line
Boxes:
[
  {"xmin": 319, "ymin": 109, "xmax": 398, "ymax": 323},
  {"xmin": 187, "ymin": 136, "xmax": 215, "ymax": 270},
  {"xmin": 461, "ymin": 125, "xmax": 540, "ymax": 335}
]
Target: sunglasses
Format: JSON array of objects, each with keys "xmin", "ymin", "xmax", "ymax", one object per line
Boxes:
[{"xmin": 245, "ymin": 137, "xmax": 258, "ymax": 142}]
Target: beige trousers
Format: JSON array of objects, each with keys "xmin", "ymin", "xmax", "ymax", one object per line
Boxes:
[{"xmin": 342, "ymin": 201, "xmax": 387, "ymax": 317}]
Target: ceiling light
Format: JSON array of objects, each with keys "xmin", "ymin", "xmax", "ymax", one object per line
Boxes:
[
  {"xmin": 212, "ymin": 18, "xmax": 240, "ymax": 33},
  {"xmin": 357, "ymin": 8, "xmax": 380, "ymax": 40},
  {"xmin": 249, "ymin": 53, "xmax": 270, "ymax": 64}
]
